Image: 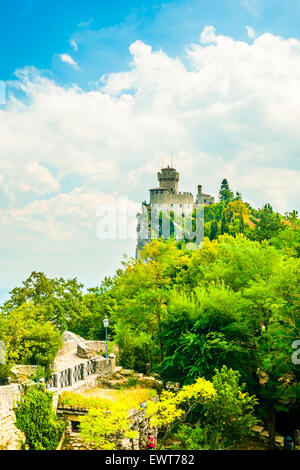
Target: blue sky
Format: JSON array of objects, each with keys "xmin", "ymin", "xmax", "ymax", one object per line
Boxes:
[
  {"xmin": 2, "ymin": 0, "xmax": 300, "ymax": 89},
  {"xmin": 0, "ymin": 0, "xmax": 300, "ymax": 294}
]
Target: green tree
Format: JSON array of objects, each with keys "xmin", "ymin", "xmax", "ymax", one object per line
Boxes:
[
  {"xmin": 145, "ymin": 376, "xmax": 215, "ymax": 448},
  {"xmin": 219, "ymin": 179, "xmax": 234, "ymax": 204},
  {"xmin": 159, "ymin": 286, "xmax": 254, "ymax": 387},
  {"xmin": 271, "ymin": 227, "xmax": 300, "ymax": 257},
  {"xmin": 2, "ymin": 271, "xmax": 87, "ymax": 332},
  {"xmin": 0, "ymin": 303, "xmax": 62, "ymax": 370},
  {"xmin": 202, "ymin": 366, "xmax": 258, "ymax": 447},
  {"xmin": 253, "ymin": 204, "xmax": 285, "ymax": 242},
  {"xmin": 220, "ymin": 213, "xmax": 229, "ymax": 234}
]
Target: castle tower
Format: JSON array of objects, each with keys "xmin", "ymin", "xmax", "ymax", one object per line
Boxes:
[
  {"xmin": 158, "ymin": 166, "xmax": 179, "ymax": 193},
  {"xmin": 136, "ymin": 164, "xmax": 215, "ymax": 258}
]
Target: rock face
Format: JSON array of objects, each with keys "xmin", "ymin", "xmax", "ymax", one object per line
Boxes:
[
  {"xmin": 62, "ymin": 331, "xmax": 85, "ymax": 343},
  {"xmin": 77, "ymin": 341, "xmax": 106, "ymax": 359},
  {"xmin": 76, "ymin": 343, "xmax": 93, "ymax": 360}
]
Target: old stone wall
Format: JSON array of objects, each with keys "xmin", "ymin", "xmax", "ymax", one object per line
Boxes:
[
  {"xmin": 0, "ymin": 384, "xmax": 24, "ymax": 450},
  {"xmin": 58, "ymin": 340, "xmax": 78, "ymax": 355},
  {"xmin": 150, "ymin": 190, "xmax": 194, "ymax": 206},
  {"xmin": 77, "ymin": 341, "xmax": 106, "ymax": 359}
]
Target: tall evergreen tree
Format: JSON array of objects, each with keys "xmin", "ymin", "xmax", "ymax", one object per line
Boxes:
[{"xmin": 219, "ymin": 179, "xmax": 234, "ymax": 204}]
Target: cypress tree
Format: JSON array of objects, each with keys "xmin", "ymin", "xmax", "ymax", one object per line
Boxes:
[{"xmin": 219, "ymin": 179, "xmax": 234, "ymax": 204}]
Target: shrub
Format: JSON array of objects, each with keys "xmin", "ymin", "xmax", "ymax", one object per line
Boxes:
[
  {"xmin": 202, "ymin": 366, "xmax": 258, "ymax": 448},
  {"xmin": 171, "ymin": 424, "xmax": 208, "ymax": 450},
  {"xmin": 14, "ymin": 385, "xmax": 65, "ymax": 450}
]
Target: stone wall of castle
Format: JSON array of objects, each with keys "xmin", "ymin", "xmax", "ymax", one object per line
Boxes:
[{"xmin": 150, "ymin": 190, "xmax": 194, "ymax": 206}]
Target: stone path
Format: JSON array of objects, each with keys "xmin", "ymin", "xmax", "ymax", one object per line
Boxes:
[{"xmin": 52, "ymin": 350, "xmax": 94, "ymax": 372}]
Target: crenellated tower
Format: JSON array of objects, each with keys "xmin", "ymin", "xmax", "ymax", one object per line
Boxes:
[
  {"xmin": 136, "ymin": 164, "xmax": 215, "ymax": 258},
  {"xmin": 158, "ymin": 166, "xmax": 179, "ymax": 193}
]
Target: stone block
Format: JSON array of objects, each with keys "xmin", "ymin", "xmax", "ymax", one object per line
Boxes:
[{"xmin": 9, "ymin": 365, "xmax": 37, "ymax": 383}]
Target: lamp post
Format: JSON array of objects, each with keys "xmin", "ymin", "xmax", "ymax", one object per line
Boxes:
[{"xmin": 103, "ymin": 317, "xmax": 109, "ymax": 359}]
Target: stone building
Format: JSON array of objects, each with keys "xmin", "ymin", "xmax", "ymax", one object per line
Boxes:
[
  {"xmin": 149, "ymin": 166, "xmax": 214, "ymax": 207},
  {"xmin": 136, "ymin": 165, "xmax": 214, "ymax": 256}
]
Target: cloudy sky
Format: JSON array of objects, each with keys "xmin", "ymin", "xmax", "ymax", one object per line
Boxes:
[{"xmin": 0, "ymin": 0, "xmax": 300, "ymax": 294}]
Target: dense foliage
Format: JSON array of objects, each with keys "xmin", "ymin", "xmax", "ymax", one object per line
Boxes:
[
  {"xmin": 0, "ymin": 303, "xmax": 62, "ymax": 374},
  {"xmin": 80, "ymin": 407, "xmax": 138, "ymax": 450},
  {"xmin": 147, "ymin": 366, "xmax": 258, "ymax": 449}
]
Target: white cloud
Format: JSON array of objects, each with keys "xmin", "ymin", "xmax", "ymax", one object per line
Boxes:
[
  {"xmin": 0, "ymin": 187, "xmax": 139, "ymax": 247},
  {"xmin": 200, "ymin": 26, "xmax": 217, "ymax": 44},
  {"xmin": 2, "ymin": 29, "xmax": 300, "ymax": 214},
  {"xmin": 59, "ymin": 53, "xmax": 78, "ymax": 68},
  {"xmin": 0, "ymin": 162, "xmax": 60, "ymax": 201},
  {"xmin": 70, "ymin": 39, "xmax": 78, "ymax": 51},
  {"xmin": 246, "ymin": 26, "xmax": 256, "ymax": 39}
]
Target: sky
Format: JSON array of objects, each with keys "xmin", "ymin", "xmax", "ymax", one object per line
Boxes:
[{"xmin": 0, "ymin": 0, "xmax": 300, "ymax": 294}]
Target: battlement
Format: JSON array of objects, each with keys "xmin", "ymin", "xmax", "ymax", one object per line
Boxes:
[{"xmin": 150, "ymin": 188, "xmax": 194, "ymax": 205}]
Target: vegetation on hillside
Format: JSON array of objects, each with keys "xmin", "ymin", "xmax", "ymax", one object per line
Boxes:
[
  {"xmin": 1, "ymin": 178, "xmax": 299, "ymax": 449},
  {"xmin": 146, "ymin": 366, "xmax": 258, "ymax": 450}
]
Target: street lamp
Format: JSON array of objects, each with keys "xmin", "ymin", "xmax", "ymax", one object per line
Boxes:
[{"xmin": 103, "ymin": 317, "xmax": 109, "ymax": 359}]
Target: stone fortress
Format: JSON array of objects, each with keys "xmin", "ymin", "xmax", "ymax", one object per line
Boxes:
[
  {"xmin": 136, "ymin": 165, "xmax": 214, "ymax": 257},
  {"xmin": 149, "ymin": 165, "xmax": 214, "ymax": 208}
]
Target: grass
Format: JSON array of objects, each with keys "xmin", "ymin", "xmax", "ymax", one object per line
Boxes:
[{"xmin": 58, "ymin": 386, "xmax": 156, "ymax": 412}]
